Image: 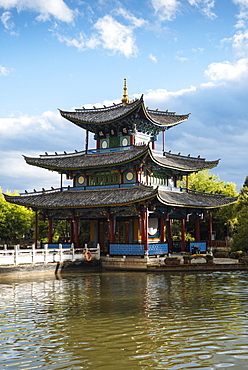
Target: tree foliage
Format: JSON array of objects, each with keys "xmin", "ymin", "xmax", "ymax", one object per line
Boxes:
[
  {"xmin": 186, "ymin": 170, "xmax": 237, "ymax": 197},
  {"xmin": 0, "ymin": 189, "xmax": 34, "ymax": 245},
  {"xmin": 232, "ymin": 184, "xmax": 248, "ymax": 252},
  {"xmin": 180, "ymin": 170, "xmax": 238, "ymax": 241}
]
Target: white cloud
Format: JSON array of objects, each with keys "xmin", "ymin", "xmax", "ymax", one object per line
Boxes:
[
  {"xmin": 94, "ymin": 15, "xmax": 137, "ymax": 57},
  {"xmin": 175, "ymin": 55, "xmax": 189, "ymax": 62},
  {"xmin": 0, "ymin": 150, "xmax": 60, "ymax": 193},
  {"xmin": 115, "ymin": 8, "xmax": 147, "ymax": 28},
  {"xmin": 0, "ymin": 110, "xmax": 89, "ymax": 192},
  {"xmin": 1, "ymin": 11, "xmax": 14, "ymax": 29},
  {"xmin": 205, "ymin": 58, "xmax": 248, "ymax": 81},
  {"xmin": 149, "ymin": 54, "xmax": 157, "ymax": 62},
  {"xmin": 200, "ymin": 81, "xmax": 215, "ymax": 88},
  {"xmin": 187, "ymin": 0, "xmax": 217, "ymax": 19},
  {"xmin": 191, "ymin": 47, "xmax": 204, "ymax": 53},
  {"xmin": 223, "ymin": 30, "xmax": 248, "ymax": 57},
  {"xmin": 54, "ymin": 14, "xmax": 138, "ymax": 57},
  {"xmin": 0, "ymin": 65, "xmax": 11, "ymax": 76},
  {"xmin": 56, "ymin": 32, "xmax": 87, "ymax": 51},
  {"xmin": 232, "ymin": 0, "xmax": 248, "ymax": 28},
  {"xmin": 133, "ymin": 85, "xmax": 196, "ymax": 105},
  {"xmin": 151, "ymin": 0, "xmax": 179, "ymax": 21},
  {"xmin": 0, "ymin": 111, "xmax": 63, "ymax": 138},
  {"xmin": 232, "ymin": 30, "xmax": 248, "ymax": 56},
  {"xmin": 232, "ymin": 0, "xmax": 248, "ymax": 8},
  {"xmin": 0, "ymin": 0, "xmax": 75, "ymax": 23}
]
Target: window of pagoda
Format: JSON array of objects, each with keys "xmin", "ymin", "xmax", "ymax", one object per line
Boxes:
[{"xmin": 88, "ymin": 171, "xmax": 121, "ymax": 186}]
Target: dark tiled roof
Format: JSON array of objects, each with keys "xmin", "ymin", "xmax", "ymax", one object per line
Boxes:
[
  {"xmin": 152, "ymin": 151, "xmax": 219, "ymax": 172},
  {"xmin": 5, "ymin": 186, "xmax": 237, "ymax": 211},
  {"xmin": 157, "ymin": 189, "xmax": 237, "ymax": 209},
  {"xmin": 24, "ymin": 145, "xmax": 218, "ymax": 173},
  {"xmin": 24, "ymin": 145, "xmax": 148, "ymax": 170},
  {"xmin": 147, "ymin": 110, "xmax": 190, "ymax": 127},
  {"xmin": 4, "ymin": 185, "xmax": 157, "ymax": 209},
  {"xmin": 59, "ymin": 95, "xmax": 190, "ymax": 132},
  {"xmin": 60, "ymin": 98, "xmax": 143, "ymax": 128}
]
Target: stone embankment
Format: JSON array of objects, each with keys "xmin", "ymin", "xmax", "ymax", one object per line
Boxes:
[{"xmin": 1, "ymin": 256, "xmax": 248, "ymax": 276}]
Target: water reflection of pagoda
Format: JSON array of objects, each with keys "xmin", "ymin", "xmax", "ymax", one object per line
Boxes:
[{"xmin": 6, "ymin": 80, "xmax": 237, "ymax": 257}]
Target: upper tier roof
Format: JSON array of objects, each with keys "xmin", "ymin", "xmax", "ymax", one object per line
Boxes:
[
  {"xmin": 59, "ymin": 95, "xmax": 190, "ymax": 134},
  {"xmin": 4, "ymin": 185, "xmax": 237, "ymax": 210},
  {"xmin": 24, "ymin": 145, "xmax": 219, "ymax": 173}
]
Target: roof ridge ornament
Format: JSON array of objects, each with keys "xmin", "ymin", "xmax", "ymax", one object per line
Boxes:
[{"xmin": 121, "ymin": 78, "xmax": 129, "ymax": 106}]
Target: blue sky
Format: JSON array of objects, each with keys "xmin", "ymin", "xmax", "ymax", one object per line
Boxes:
[{"xmin": 0, "ymin": 0, "xmax": 248, "ymax": 193}]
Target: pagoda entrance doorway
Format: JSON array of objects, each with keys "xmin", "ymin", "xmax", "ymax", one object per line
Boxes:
[
  {"xmin": 98, "ymin": 221, "xmax": 109, "ymax": 254},
  {"xmin": 115, "ymin": 220, "xmax": 130, "ymax": 244}
]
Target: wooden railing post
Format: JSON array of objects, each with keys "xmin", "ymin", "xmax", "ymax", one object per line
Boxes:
[
  {"xmin": 14, "ymin": 244, "xmax": 20, "ymax": 265},
  {"xmin": 71, "ymin": 243, "xmax": 75, "ymax": 261},
  {"xmin": 59, "ymin": 243, "xmax": 63, "ymax": 262},
  {"xmin": 32, "ymin": 244, "xmax": 35, "ymax": 264},
  {"xmin": 44, "ymin": 243, "xmax": 48, "ymax": 264}
]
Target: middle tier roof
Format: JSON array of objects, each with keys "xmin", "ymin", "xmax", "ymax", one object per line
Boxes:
[{"xmin": 24, "ymin": 144, "xmax": 219, "ymax": 173}]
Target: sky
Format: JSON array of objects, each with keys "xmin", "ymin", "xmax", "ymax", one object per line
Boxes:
[{"xmin": 0, "ymin": 0, "xmax": 247, "ymax": 193}]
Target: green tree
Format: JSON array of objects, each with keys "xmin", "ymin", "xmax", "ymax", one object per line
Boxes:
[
  {"xmin": 186, "ymin": 170, "xmax": 237, "ymax": 197},
  {"xmin": 243, "ymin": 175, "xmax": 248, "ymax": 188},
  {"xmin": 232, "ymin": 182, "xmax": 248, "ymax": 252},
  {"xmin": 0, "ymin": 189, "xmax": 34, "ymax": 245},
  {"xmin": 180, "ymin": 170, "xmax": 238, "ymax": 241}
]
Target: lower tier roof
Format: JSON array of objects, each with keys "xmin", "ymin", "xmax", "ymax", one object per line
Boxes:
[{"xmin": 4, "ymin": 185, "xmax": 237, "ymax": 210}]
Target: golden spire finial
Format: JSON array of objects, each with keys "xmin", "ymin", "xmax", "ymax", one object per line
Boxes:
[{"xmin": 121, "ymin": 78, "xmax": 129, "ymax": 106}]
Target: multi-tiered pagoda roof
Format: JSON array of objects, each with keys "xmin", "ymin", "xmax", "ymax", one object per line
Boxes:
[{"xmin": 5, "ymin": 80, "xmax": 237, "ymax": 256}]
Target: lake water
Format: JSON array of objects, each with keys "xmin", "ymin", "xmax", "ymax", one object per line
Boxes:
[{"xmin": 1, "ymin": 270, "xmax": 248, "ymax": 370}]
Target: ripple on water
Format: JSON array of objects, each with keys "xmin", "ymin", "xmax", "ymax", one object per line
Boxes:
[{"xmin": 1, "ymin": 272, "xmax": 248, "ymax": 369}]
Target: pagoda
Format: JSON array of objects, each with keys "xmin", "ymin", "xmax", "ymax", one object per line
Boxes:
[{"xmin": 5, "ymin": 79, "xmax": 237, "ymax": 258}]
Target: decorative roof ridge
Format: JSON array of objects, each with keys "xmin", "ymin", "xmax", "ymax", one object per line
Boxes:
[
  {"xmin": 162, "ymin": 151, "xmax": 219, "ymax": 162},
  {"xmin": 38, "ymin": 150, "xmax": 84, "ymax": 159},
  {"xmin": 17, "ymin": 187, "xmax": 61, "ymax": 196},
  {"xmin": 164, "ymin": 151, "xmax": 205, "ymax": 161},
  {"xmin": 147, "ymin": 108, "xmax": 176, "ymax": 115},
  {"xmin": 144, "ymin": 105, "xmax": 190, "ymax": 126},
  {"xmin": 23, "ymin": 143, "xmax": 148, "ymax": 162},
  {"xmin": 148, "ymin": 146, "xmax": 220, "ymax": 172},
  {"xmin": 186, "ymin": 188, "xmax": 235, "ymax": 198},
  {"xmin": 151, "ymin": 148, "xmax": 220, "ymax": 163},
  {"xmin": 8, "ymin": 182, "xmax": 157, "ymax": 199},
  {"xmin": 60, "ymin": 95, "xmax": 143, "ymax": 114},
  {"xmin": 147, "ymin": 109, "xmax": 191, "ymax": 118}
]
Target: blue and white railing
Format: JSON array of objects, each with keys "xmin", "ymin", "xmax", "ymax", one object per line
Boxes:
[{"xmin": 0, "ymin": 243, "xmax": 100, "ymax": 266}]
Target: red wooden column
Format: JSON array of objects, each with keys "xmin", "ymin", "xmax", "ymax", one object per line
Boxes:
[
  {"xmin": 160, "ymin": 216, "xmax": 165, "ymax": 243},
  {"xmin": 167, "ymin": 218, "xmax": 173, "ymax": 253},
  {"xmin": 209, "ymin": 211, "xmax": 213, "ymax": 250},
  {"xmin": 74, "ymin": 218, "xmax": 79, "ymax": 248},
  {"xmin": 181, "ymin": 218, "xmax": 185, "ymax": 252},
  {"xmin": 109, "ymin": 214, "xmax": 115, "ymax": 244},
  {"xmin": 48, "ymin": 218, "xmax": 53, "ymax": 244},
  {"xmin": 142, "ymin": 207, "xmax": 148, "ymax": 253},
  {"xmin": 125, "ymin": 221, "xmax": 130, "ymax": 243},
  {"xmin": 130, "ymin": 134, "xmax": 134, "ymax": 146},
  {"xmin": 34, "ymin": 210, "xmax": 38, "ymax": 249},
  {"xmin": 195, "ymin": 217, "xmax": 201, "ymax": 242}
]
